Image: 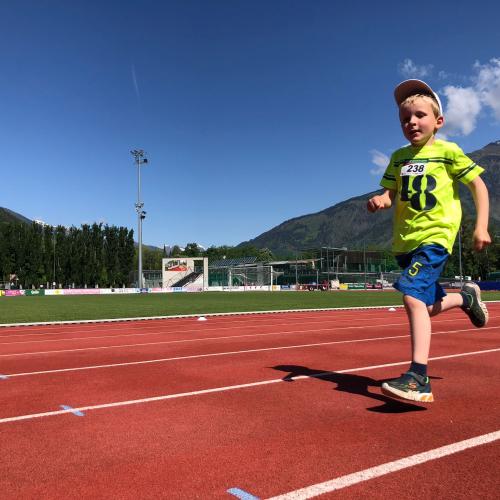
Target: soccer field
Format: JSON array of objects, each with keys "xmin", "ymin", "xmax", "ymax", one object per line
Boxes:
[{"xmin": 1, "ymin": 290, "xmax": 499, "ymax": 325}]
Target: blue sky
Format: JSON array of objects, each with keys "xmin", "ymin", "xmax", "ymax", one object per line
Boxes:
[{"xmin": 2, "ymin": 1, "xmax": 500, "ymax": 249}]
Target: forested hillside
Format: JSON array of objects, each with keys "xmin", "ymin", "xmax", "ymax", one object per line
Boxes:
[{"xmin": 240, "ymin": 141, "xmax": 500, "ymax": 255}]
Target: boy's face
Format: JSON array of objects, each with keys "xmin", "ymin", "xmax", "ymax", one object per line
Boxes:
[{"xmin": 399, "ymin": 97, "xmax": 444, "ymax": 147}]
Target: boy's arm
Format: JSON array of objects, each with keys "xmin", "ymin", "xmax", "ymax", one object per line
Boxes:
[
  {"xmin": 466, "ymin": 176, "xmax": 491, "ymax": 251},
  {"xmin": 367, "ymin": 189, "xmax": 395, "ymax": 213}
]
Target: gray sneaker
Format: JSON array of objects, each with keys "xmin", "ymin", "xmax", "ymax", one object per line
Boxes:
[
  {"xmin": 381, "ymin": 371, "xmax": 434, "ymax": 403},
  {"xmin": 461, "ymin": 283, "xmax": 488, "ymax": 328}
]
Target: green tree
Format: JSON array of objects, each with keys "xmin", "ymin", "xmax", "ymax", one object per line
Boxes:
[
  {"xmin": 170, "ymin": 245, "xmax": 182, "ymax": 257},
  {"xmin": 12, "ymin": 224, "xmax": 27, "ymax": 287},
  {"xmin": 0, "ymin": 224, "xmax": 13, "ymax": 282},
  {"xmin": 90, "ymin": 223, "xmax": 104, "ymax": 286},
  {"xmin": 255, "ymin": 247, "xmax": 274, "ymax": 262},
  {"xmin": 117, "ymin": 228, "xmax": 134, "ymax": 286},
  {"xmin": 141, "ymin": 246, "xmax": 163, "ymax": 270},
  {"xmin": 80, "ymin": 224, "xmax": 93, "ymax": 286},
  {"xmin": 446, "ymin": 217, "xmax": 491, "ymax": 280},
  {"xmin": 184, "ymin": 242, "xmax": 201, "ymax": 257},
  {"xmin": 42, "ymin": 225, "xmax": 55, "ymax": 286},
  {"xmin": 67, "ymin": 227, "xmax": 82, "ymax": 286},
  {"xmin": 54, "ymin": 225, "xmax": 69, "ymax": 286},
  {"xmin": 204, "ymin": 245, "xmax": 232, "ymax": 261},
  {"xmin": 104, "ymin": 226, "xmax": 120, "ymax": 286}
]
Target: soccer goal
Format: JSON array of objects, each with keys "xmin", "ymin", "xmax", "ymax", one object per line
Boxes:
[{"xmin": 208, "ymin": 264, "xmax": 273, "ymax": 289}]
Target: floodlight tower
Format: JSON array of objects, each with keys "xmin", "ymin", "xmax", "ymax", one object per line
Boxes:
[{"xmin": 131, "ymin": 149, "xmax": 148, "ymax": 288}]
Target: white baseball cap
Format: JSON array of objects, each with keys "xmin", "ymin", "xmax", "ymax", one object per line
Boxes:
[{"xmin": 394, "ymin": 79, "xmax": 443, "ymax": 116}]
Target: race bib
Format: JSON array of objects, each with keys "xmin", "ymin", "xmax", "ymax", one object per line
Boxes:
[{"xmin": 400, "ymin": 163, "xmax": 427, "ymax": 176}]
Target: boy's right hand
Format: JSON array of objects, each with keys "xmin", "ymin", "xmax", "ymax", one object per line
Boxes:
[
  {"xmin": 472, "ymin": 227, "xmax": 491, "ymax": 252},
  {"xmin": 367, "ymin": 195, "xmax": 384, "ymax": 213}
]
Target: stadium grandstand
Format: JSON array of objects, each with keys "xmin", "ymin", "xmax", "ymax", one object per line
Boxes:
[{"xmin": 133, "ymin": 248, "xmax": 399, "ymax": 290}]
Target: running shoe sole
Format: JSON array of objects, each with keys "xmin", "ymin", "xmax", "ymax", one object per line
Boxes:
[
  {"xmin": 462, "ymin": 282, "xmax": 489, "ymax": 327},
  {"xmin": 381, "ymin": 383, "xmax": 434, "ymax": 402}
]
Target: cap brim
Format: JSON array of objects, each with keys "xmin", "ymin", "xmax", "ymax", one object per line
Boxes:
[{"xmin": 394, "ymin": 79, "xmax": 443, "ymax": 115}]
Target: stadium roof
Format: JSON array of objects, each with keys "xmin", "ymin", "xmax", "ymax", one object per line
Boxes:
[{"xmin": 209, "ymin": 257, "xmax": 258, "ymax": 268}]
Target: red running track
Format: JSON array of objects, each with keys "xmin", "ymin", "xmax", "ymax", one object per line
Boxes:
[{"xmin": 0, "ymin": 305, "xmax": 499, "ymax": 499}]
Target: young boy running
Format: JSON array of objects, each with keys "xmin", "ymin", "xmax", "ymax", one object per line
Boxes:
[{"xmin": 367, "ymin": 79, "xmax": 491, "ymax": 403}]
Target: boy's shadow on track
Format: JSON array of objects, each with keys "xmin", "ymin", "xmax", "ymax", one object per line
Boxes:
[{"xmin": 272, "ymin": 365, "xmax": 441, "ymax": 413}]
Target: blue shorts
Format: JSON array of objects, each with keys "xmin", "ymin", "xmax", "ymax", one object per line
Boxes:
[{"xmin": 394, "ymin": 244, "xmax": 449, "ymax": 306}]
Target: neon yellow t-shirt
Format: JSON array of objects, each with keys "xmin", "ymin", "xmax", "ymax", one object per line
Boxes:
[{"xmin": 380, "ymin": 140, "xmax": 484, "ymax": 254}]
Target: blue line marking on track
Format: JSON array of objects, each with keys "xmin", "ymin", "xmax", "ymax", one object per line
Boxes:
[
  {"xmin": 0, "ymin": 374, "xmax": 8, "ymax": 380},
  {"xmin": 60, "ymin": 405, "xmax": 85, "ymax": 417},
  {"xmin": 227, "ymin": 487, "xmax": 260, "ymax": 500}
]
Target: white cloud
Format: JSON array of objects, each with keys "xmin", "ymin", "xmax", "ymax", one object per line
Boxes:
[
  {"xmin": 373, "ymin": 58, "xmax": 500, "ymax": 173},
  {"xmin": 441, "ymin": 86, "xmax": 481, "ymax": 136},
  {"xmin": 474, "ymin": 58, "xmax": 500, "ymax": 120},
  {"xmin": 440, "ymin": 58, "xmax": 500, "ymax": 137},
  {"xmin": 369, "ymin": 149, "xmax": 389, "ymax": 175},
  {"xmin": 398, "ymin": 58, "xmax": 434, "ymax": 79},
  {"xmin": 395, "ymin": 58, "xmax": 500, "ymax": 138}
]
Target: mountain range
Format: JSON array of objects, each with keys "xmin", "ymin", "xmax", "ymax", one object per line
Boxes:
[
  {"xmin": 3, "ymin": 141, "xmax": 499, "ymax": 256},
  {"xmin": 0, "ymin": 207, "xmax": 32, "ymax": 225},
  {"xmin": 239, "ymin": 141, "xmax": 500, "ymax": 255}
]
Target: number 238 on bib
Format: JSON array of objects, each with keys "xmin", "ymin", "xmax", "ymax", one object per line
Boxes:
[{"xmin": 399, "ymin": 163, "xmax": 437, "ymax": 211}]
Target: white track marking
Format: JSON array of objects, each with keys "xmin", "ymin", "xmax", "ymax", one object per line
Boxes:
[
  {"xmin": 0, "ymin": 313, "xmax": 385, "ymax": 337},
  {"xmin": 0, "ymin": 316, "xmax": 408, "ymax": 343},
  {"xmin": 266, "ymin": 431, "xmax": 500, "ymax": 499},
  {"xmin": 3, "ymin": 333, "xmax": 413, "ymax": 377},
  {"xmin": 3, "ymin": 328, "xmax": 498, "ymax": 378},
  {"xmin": 0, "ymin": 305, "xmax": 409, "ymax": 329},
  {"xmin": 0, "ymin": 312, "xmax": 484, "ymax": 344},
  {"xmin": 0, "ymin": 347, "xmax": 498, "ymax": 424},
  {"xmin": 2, "ymin": 301, "xmax": 499, "ymax": 330},
  {"xmin": 0, "ymin": 310, "xmax": 406, "ymax": 333},
  {"xmin": 2, "ymin": 305, "xmax": 492, "ymax": 340},
  {"xmin": 3, "ymin": 318, "xmax": 497, "ymax": 358},
  {"xmin": 0, "ymin": 304, "xmax": 496, "ymax": 344},
  {"xmin": 0, "ymin": 323, "xmax": 409, "ymax": 356}
]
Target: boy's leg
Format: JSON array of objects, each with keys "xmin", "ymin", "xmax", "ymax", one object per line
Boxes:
[
  {"xmin": 382, "ymin": 245, "xmax": 449, "ymax": 403},
  {"xmin": 405, "ymin": 295, "xmax": 431, "ymax": 364},
  {"xmin": 427, "ymin": 292, "xmax": 463, "ymax": 317},
  {"xmin": 428, "ymin": 285, "xmax": 488, "ymax": 327},
  {"xmin": 381, "ymin": 294, "xmax": 434, "ymax": 402}
]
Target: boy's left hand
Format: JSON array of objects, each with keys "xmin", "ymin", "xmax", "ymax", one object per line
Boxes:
[{"xmin": 473, "ymin": 228, "xmax": 491, "ymax": 251}]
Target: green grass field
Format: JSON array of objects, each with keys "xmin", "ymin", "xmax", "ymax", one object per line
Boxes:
[{"xmin": 1, "ymin": 290, "xmax": 499, "ymax": 325}]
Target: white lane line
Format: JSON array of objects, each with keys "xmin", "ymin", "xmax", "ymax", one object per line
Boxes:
[
  {"xmin": 3, "ymin": 300, "xmax": 500, "ymax": 330},
  {"xmin": 0, "ymin": 323, "xmax": 410, "ymax": 357},
  {"xmin": 0, "ymin": 315, "xmax": 408, "ymax": 344},
  {"xmin": 3, "ymin": 318, "xmax": 497, "ymax": 359},
  {"xmin": 0, "ymin": 305, "xmax": 486, "ymax": 341},
  {"xmin": 0, "ymin": 314, "xmax": 350, "ymax": 337},
  {"xmin": 266, "ymin": 430, "xmax": 500, "ymax": 499},
  {"xmin": 1, "ymin": 347, "xmax": 498, "ymax": 424},
  {"xmin": 4, "ymin": 328, "xmax": 497, "ymax": 379},
  {"xmin": 3, "ymin": 333, "xmax": 414, "ymax": 377},
  {"xmin": 0, "ymin": 304, "xmax": 408, "ymax": 328},
  {"xmin": 0, "ymin": 311, "xmax": 480, "ymax": 344},
  {"xmin": 2, "ymin": 300, "xmax": 499, "ymax": 330},
  {"xmin": 0, "ymin": 304, "xmax": 419, "ymax": 337}
]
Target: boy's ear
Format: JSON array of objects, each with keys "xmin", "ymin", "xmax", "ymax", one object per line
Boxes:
[{"xmin": 435, "ymin": 115, "xmax": 445, "ymax": 130}]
